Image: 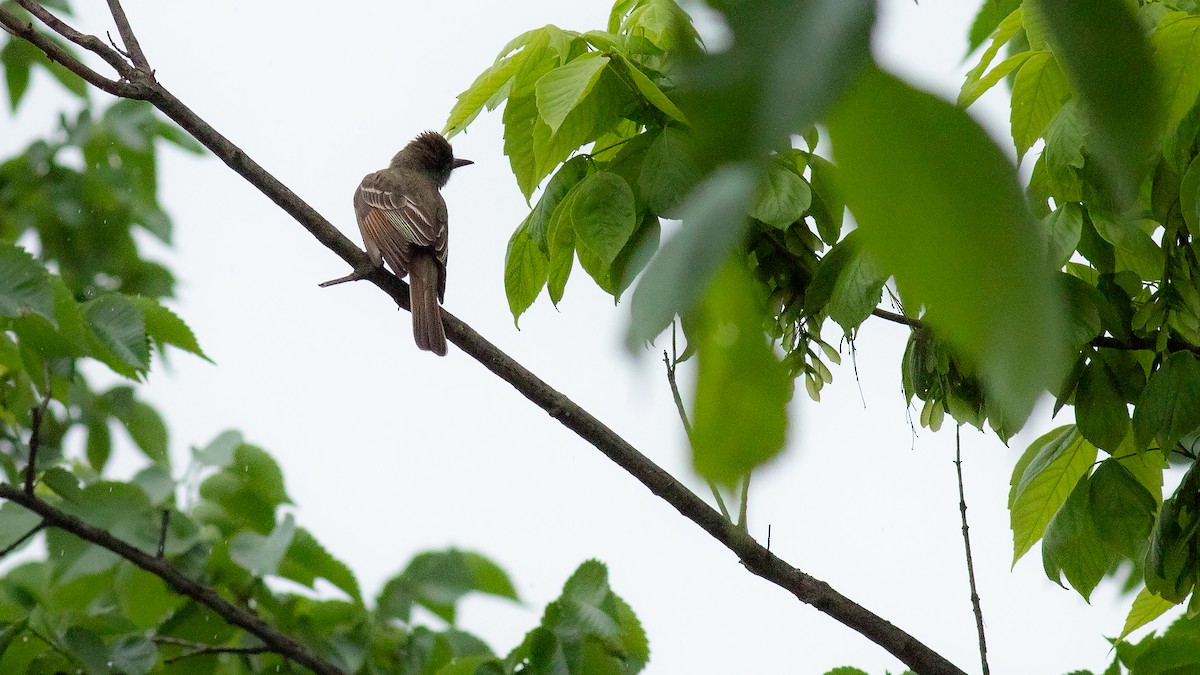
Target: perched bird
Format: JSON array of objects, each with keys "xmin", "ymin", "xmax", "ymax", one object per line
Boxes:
[{"xmin": 351, "ymin": 132, "xmax": 472, "ymax": 356}]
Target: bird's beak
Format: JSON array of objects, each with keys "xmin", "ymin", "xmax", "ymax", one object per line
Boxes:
[{"xmin": 453, "ymin": 158, "xmax": 474, "ymax": 169}]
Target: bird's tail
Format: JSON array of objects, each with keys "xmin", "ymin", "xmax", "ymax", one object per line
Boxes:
[{"xmin": 408, "ymin": 254, "xmax": 447, "ymax": 356}]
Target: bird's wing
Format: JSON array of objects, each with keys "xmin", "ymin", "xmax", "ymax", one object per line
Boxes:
[{"xmin": 356, "ymin": 173, "xmax": 446, "ymax": 250}]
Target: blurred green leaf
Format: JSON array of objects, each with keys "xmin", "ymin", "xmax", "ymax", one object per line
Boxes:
[
  {"xmin": 1027, "ymin": 0, "xmax": 1164, "ymax": 201},
  {"xmin": 278, "ymin": 527, "xmax": 363, "ymax": 603},
  {"xmin": 750, "ymin": 161, "xmax": 811, "ymax": 229},
  {"xmin": 230, "ymin": 513, "xmax": 296, "ymax": 577},
  {"xmin": 0, "ymin": 243, "xmax": 55, "ymax": 325},
  {"xmin": 1152, "ymin": 14, "xmax": 1200, "ymax": 134},
  {"xmin": 967, "ymin": 0, "xmax": 1022, "ymax": 54},
  {"xmin": 83, "ymin": 294, "xmax": 149, "ymax": 377},
  {"xmin": 196, "ymin": 443, "xmax": 291, "ymax": 535},
  {"xmin": 829, "ymin": 64, "xmax": 1066, "ymax": 425},
  {"xmin": 129, "ymin": 296, "xmax": 209, "ymax": 362},
  {"xmin": 378, "ymin": 549, "xmax": 519, "ymax": 625},
  {"xmin": 691, "ymin": 259, "xmax": 790, "ymax": 484}
]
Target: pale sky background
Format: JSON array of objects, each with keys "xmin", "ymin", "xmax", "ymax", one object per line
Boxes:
[{"xmin": 4, "ymin": 1, "xmax": 1181, "ymax": 673}]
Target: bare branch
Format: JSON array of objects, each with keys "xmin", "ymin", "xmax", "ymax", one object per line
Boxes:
[
  {"xmin": 955, "ymin": 427, "xmax": 990, "ymax": 675},
  {"xmin": 104, "ymin": 0, "xmax": 151, "ymax": 71},
  {"xmin": 155, "ymin": 636, "xmax": 271, "ymax": 664},
  {"xmin": 13, "ymin": 0, "xmax": 137, "ymax": 79},
  {"xmin": 0, "ymin": 7, "xmax": 144, "ymax": 98},
  {"xmin": 0, "ymin": 485, "xmax": 346, "ymax": 675}
]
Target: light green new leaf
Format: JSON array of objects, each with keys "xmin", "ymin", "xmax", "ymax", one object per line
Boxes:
[
  {"xmin": 547, "ymin": 185, "xmax": 581, "ymax": 305},
  {"xmin": 0, "ymin": 243, "xmax": 54, "ymax": 325},
  {"xmin": 536, "ymin": 54, "xmax": 610, "ymax": 134},
  {"xmin": 570, "ymin": 172, "xmax": 638, "ymax": 287},
  {"xmin": 230, "ymin": 513, "xmax": 296, "ymax": 577},
  {"xmin": 1010, "ymin": 425, "xmax": 1098, "ymax": 564},
  {"xmin": 959, "ymin": 51, "xmax": 1035, "ymax": 109},
  {"xmin": 503, "ymin": 219, "xmax": 549, "ymax": 325},
  {"xmin": 692, "ymin": 260, "xmax": 790, "ymax": 484},
  {"xmin": 1010, "ymin": 52, "xmax": 1072, "ymax": 160},
  {"xmin": 444, "ymin": 52, "xmax": 525, "ymax": 138},
  {"xmin": 1027, "ymin": 0, "xmax": 1164, "ymax": 201},
  {"xmin": 829, "ymin": 64, "xmax": 1066, "ymax": 425},
  {"xmin": 1133, "ymin": 351, "xmax": 1200, "ymax": 453},
  {"xmin": 1042, "ymin": 472, "xmax": 1111, "ymax": 600},
  {"xmin": 1117, "ymin": 586, "xmax": 1178, "ymax": 643},
  {"xmin": 628, "ymin": 164, "xmax": 757, "ymax": 347},
  {"xmin": 1152, "ymin": 15, "xmax": 1200, "ymax": 134},
  {"xmin": 750, "ymin": 161, "xmax": 811, "ymax": 229},
  {"xmin": 968, "ymin": 0, "xmax": 1023, "ymax": 54},
  {"xmin": 962, "ymin": 8, "xmax": 1024, "ymax": 92}
]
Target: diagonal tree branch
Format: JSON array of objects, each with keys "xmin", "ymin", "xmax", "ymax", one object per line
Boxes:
[
  {"xmin": 1, "ymin": 7, "xmax": 967, "ymax": 674},
  {"xmin": 0, "ymin": 484, "xmax": 345, "ymax": 675}
]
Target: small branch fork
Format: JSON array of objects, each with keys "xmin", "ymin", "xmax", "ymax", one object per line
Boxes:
[
  {"xmin": 0, "ymin": 2, "xmax": 967, "ymax": 673},
  {"xmin": 955, "ymin": 427, "xmax": 990, "ymax": 675}
]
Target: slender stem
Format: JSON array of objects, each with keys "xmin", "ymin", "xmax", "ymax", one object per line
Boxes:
[
  {"xmin": 0, "ymin": 485, "xmax": 346, "ymax": 675},
  {"xmin": 0, "ymin": 520, "xmax": 46, "ymax": 558},
  {"xmin": 24, "ymin": 367, "xmax": 52, "ymax": 496},
  {"xmin": 736, "ymin": 473, "xmax": 750, "ymax": 531},
  {"xmin": 157, "ymin": 509, "xmax": 170, "ymax": 558},
  {"xmin": 955, "ymin": 427, "xmax": 990, "ymax": 675},
  {"xmin": 154, "ymin": 635, "xmax": 271, "ymax": 664},
  {"xmin": 104, "ymin": 0, "xmax": 151, "ymax": 71},
  {"xmin": 663, "ymin": 329, "xmax": 731, "ymax": 521}
]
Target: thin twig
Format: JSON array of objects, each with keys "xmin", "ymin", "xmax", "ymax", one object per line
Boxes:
[
  {"xmin": 0, "ymin": 485, "xmax": 345, "ymax": 675},
  {"xmin": 12, "ymin": 0, "xmax": 136, "ymax": 79},
  {"xmin": 104, "ymin": 0, "xmax": 151, "ymax": 71},
  {"xmin": 24, "ymin": 367, "xmax": 52, "ymax": 495},
  {"xmin": 154, "ymin": 635, "xmax": 271, "ymax": 664},
  {"xmin": 737, "ymin": 473, "xmax": 750, "ymax": 531},
  {"xmin": 955, "ymin": 427, "xmax": 990, "ymax": 675},
  {"xmin": 157, "ymin": 509, "xmax": 170, "ymax": 558},
  {"xmin": 663, "ymin": 329, "xmax": 731, "ymax": 521},
  {"xmin": 0, "ymin": 520, "xmax": 46, "ymax": 559},
  {"xmin": 318, "ymin": 269, "xmax": 371, "ymax": 288}
]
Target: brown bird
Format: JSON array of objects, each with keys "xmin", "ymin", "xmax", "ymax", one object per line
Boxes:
[{"xmin": 351, "ymin": 132, "xmax": 472, "ymax": 355}]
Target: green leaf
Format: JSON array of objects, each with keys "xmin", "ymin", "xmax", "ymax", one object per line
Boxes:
[
  {"xmin": 1041, "ymin": 101, "xmax": 1087, "ymax": 200},
  {"xmin": 536, "ymin": 54, "xmax": 610, "ymax": 134},
  {"xmin": 691, "ymin": 259, "xmax": 790, "ymax": 484},
  {"xmin": 503, "ymin": 29, "xmax": 560, "ymax": 200},
  {"xmin": 278, "ymin": 527, "xmax": 363, "ymax": 603},
  {"xmin": 807, "ymin": 154, "xmax": 845, "ymax": 245},
  {"xmin": 83, "ymin": 294, "xmax": 150, "ymax": 377},
  {"xmin": 503, "ymin": 218, "xmax": 550, "ymax": 325},
  {"xmin": 1042, "ymin": 472, "xmax": 1111, "ymax": 599},
  {"xmin": 829, "ymin": 64, "xmax": 1066, "ymax": 425},
  {"xmin": 958, "ymin": 51, "xmax": 1035, "ymax": 109},
  {"xmin": 230, "ymin": 513, "xmax": 296, "ymax": 577},
  {"xmin": 115, "ymin": 564, "xmax": 185, "ymax": 629},
  {"xmin": 444, "ymin": 51, "xmax": 525, "ymax": 138},
  {"xmin": 1027, "ymin": 0, "xmax": 1164, "ymax": 201},
  {"xmin": 962, "ymin": 7, "xmax": 1024, "ymax": 93},
  {"xmin": 1010, "ymin": 425, "xmax": 1098, "ymax": 564},
  {"xmin": 1152, "ymin": 15, "xmax": 1200, "ymax": 133},
  {"xmin": 1010, "ymin": 51, "xmax": 1072, "ymax": 160},
  {"xmin": 1088, "ymin": 210, "xmax": 1164, "ymax": 281},
  {"xmin": 1045, "ymin": 203, "xmax": 1084, "ymax": 269},
  {"xmin": 1, "ymin": 37, "xmax": 34, "ymax": 111},
  {"xmin": 640, "ymin": 126, "xmax": 698, "ymax": 216},
  {"xmin": 111, "ymin": 393, "xmax": 169, "ymax": 466},
  {"xmin": 0, "ymin": 243, "xmax": 55, "ymax": 325},
  {"xmin": 378, "ymin": 549, "xmax": 518, "ymax": 625},
  {"xmin": 0, "ymin": 502, "xmax": 43, "ymax": 553},
  {"xmin": 196, "ymin": 443, "xmax": 291, "ymax": 535},
  {"xmin": 627, "ymin": 163, "xmax": 757, "ymax": 347},
  {"xmin": 1134, "ymin": 352, "xmax": 1200, "ymax": 453},
  {"xmin": 750, "ymin": 161, "xmax": 811, "ymax": 229},
  {"xmin": 1145, "ymin": 462, "xmax": 1200, "ymax": 603},
  {"xmin": 570, "ymin": 172, "xmax": 638, "ymax": 289},
  {"xmin": 1076, "ymin": 353, "xmax": 1133, "ymax": 452},
  {"xmin": 1090, "ymin": 460, "xmax": 1157, "ymax": 560},
  {"xmin": 805, "ymin": 230, "xmax": 887, "ymax": 335},
  {"xmin": 1117, "ymin": 586, "xmax": 1178, "ymax": 643},
  {"xmin": 547, "ymin": 186, "xmax": 581, "ymax": 305},
  {"xmin": 193, "ymin": 429, "xmax": 242, "ymax": 466},
  {"xmin": 108, "ymin": 636, "xmax": 157, "ymax": 675},
  {"xmin": 613, "ymin": 54, "xmax": 688, "ymax": 124},
  {"xmin": 968, "ymin": 0, "xmax": 1023, "ymax": 54},
  {"xmin": 128, "ymin": 296, "xmax": 210, "ymax": 361},
  {"xmin": 683, "ymin": 0, "xmax": 874, "ymax": 167}
]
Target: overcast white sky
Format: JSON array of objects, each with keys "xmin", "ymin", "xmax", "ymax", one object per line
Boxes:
[{"xmin": 5, "ymin": 1, "xmax": 1174, "ymax": 673}]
